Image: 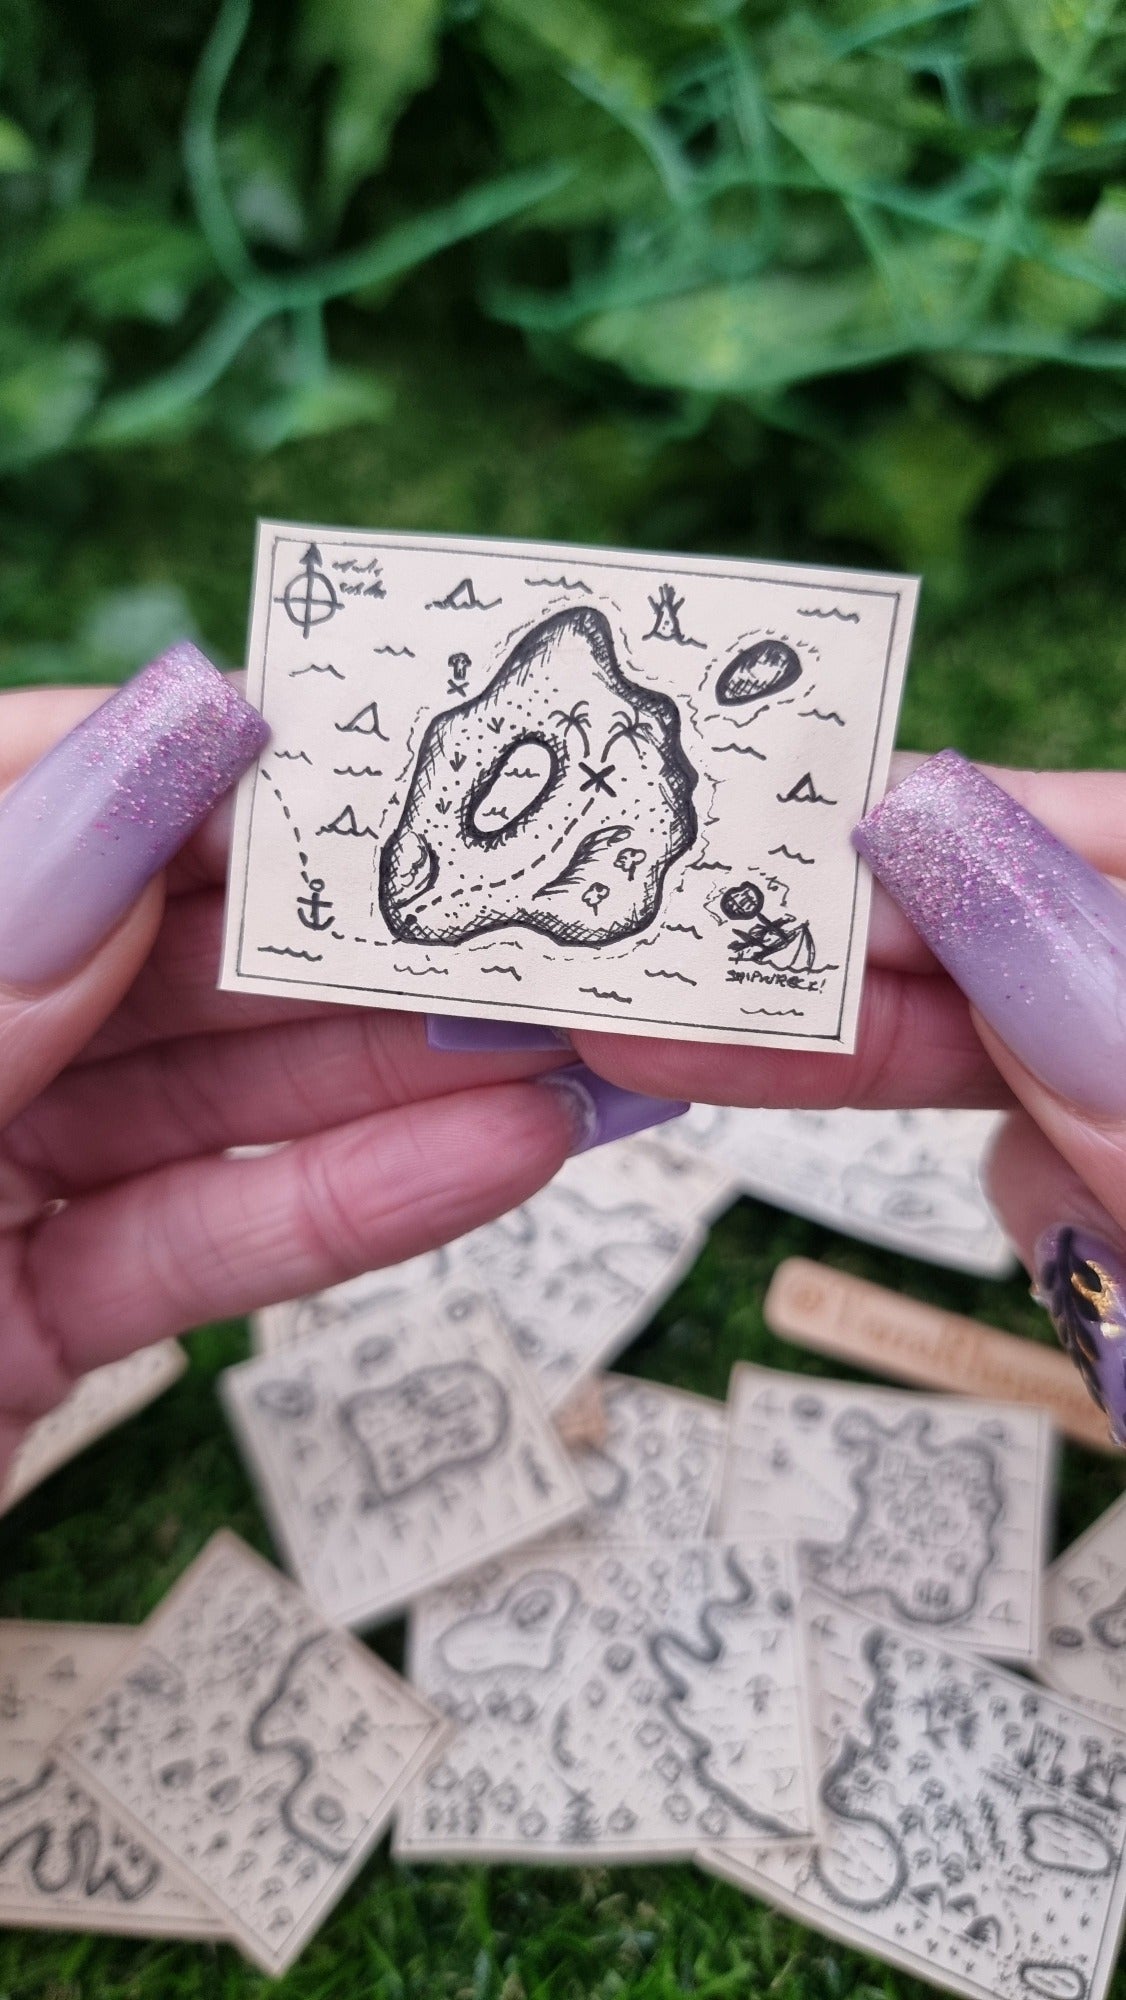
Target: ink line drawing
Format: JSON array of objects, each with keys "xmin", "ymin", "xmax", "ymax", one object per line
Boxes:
[
  {"xmin": 427, "ymin": 578, "xmax": 501, "ymax": 611},
  {"xmin": 379, "ymin": 608, "xmax": 697, "ymax": 949},
  {"xmin": 277, "ymin": 545, "xmax": 342, "ymax": 638},
  {"xmin": 716, "ymin": 640, "xmax": 802, "ymax": 706},
  {"xmin": 224, "ymin": 528, "xmax": 917, "ymax": 1054},
  {"xmin": 645, "ymin": 585, "xmax": 704, "ymax": 647}
]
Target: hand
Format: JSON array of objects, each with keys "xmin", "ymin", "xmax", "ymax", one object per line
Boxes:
[
  {"xmin": 852, "ymin": 750, "xmax": 1126, "ymax": 1447},
  {"xmin": 0, "ymin": 652, "xmax": 588, "ymax": 1480},
  {"xmin": 569, "ymin": 755, "xmax": 1126, "ymax": 1114},
  {"xmin": 439, "ymin": 752, "xmax": 1126, "ymax": 1444}
]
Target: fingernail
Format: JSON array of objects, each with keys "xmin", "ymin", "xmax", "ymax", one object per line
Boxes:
[
  {"xmin": 537, "ymin": 1062, "xmax": 688, "ymax": 1154},
  {"xmin": 1035, "ymin": 1226, "xmax": 1126, "ymax": 1446},
  {"xmin": 426, "ymin": 1014, "xmax": 571, "ymax": 1054},
  {"xmin": 0, "ymin": 642, "xmax": 268, "ymax": 986},
  {"xmin": 853, "ymin": 750, "xmax": 1126, "ymax": 1114}
]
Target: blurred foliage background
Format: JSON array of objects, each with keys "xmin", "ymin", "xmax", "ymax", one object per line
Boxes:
[
  {"xmin": 1, "ymin": 7, "xmax": 1126, "ymax": 1995},
  {"xmin": 2, "ymin": 0, "xmax": 1125, "ymax": 663}
]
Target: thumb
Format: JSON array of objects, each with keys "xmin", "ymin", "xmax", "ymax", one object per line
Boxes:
[
  {"xmin": 0, "ymin": 646, "xmax": 267, "ymax": 1129},
  {"xmin": 853, "ymin": 749, "xmax": 1126, "ymax": 1445}
]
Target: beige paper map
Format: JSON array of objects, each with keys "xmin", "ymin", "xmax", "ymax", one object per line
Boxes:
[
  {"xmin": 717, "ymin": 1366, "xmax": 1054, "ymax": 1662},
  {"xmin": 0, "ymin": 1620, "xmax": 221, "ymax": 1938},
  {"xmin": 543, "ymin": 1377, "xmax": 726, "ymax": 1547},
  {"xmin": 220, "ymin": 524, "xmax": 917, "ymax": 1051},
  {"xmin": 222, "ymin": 1285, "xmax": 586, "ymax": 1629},
  {"xmin": 704, "ymin": 1588, "xmax": 1126, "ymax": 2000},
  {"xmin": 669, "ymin": 1105, "xmax": 1014, "ymax": 1275},
  {"xmin": 57, "ymin": 1533, "xmax": 447, "ymax": 1976},
  {"xmin": 1040, "ymin": 1491, "xmax": 1126, "ymax": 1724},
  {"xmin": 397, "ymin": 1539, "xmax": 812, "ymax": 1861},
  {"xmin": 253, "ymin": 1137, "xmax": 718, "ymax": 1409},
  {"xmin": 0, "ymin": 1343, "xmax": 187, "ymax": 1517}
]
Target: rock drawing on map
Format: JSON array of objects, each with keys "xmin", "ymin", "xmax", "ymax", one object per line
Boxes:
[
  {"xmin": 379, "ymin": 607, "xmax": 698, "ymax": 948},
  {"xmin": 340, "ymin": 1360, "xmax": 511, "ymax": 1509},
  {"xmin": 716, "ymin": 639, "xmax": 802, "ymax": 706},
  {"xmin": 804, "ymin": 1410, "xmax": 1003, "ymax": 1626}
]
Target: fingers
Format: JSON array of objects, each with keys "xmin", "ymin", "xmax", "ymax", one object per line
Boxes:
[
  {"xmin": 857, "ymin": 750, "xmax": 1126, "ymax": 1445},
  {"xmin": 0, "ymin": 889, "xmax": 166, "ymax": 1128},
  {"xmin": 841, "ymin": 754, "xmax": 1126, "ymax": 977},
  {"xmin": 9, "ymin": 1006, "xmax": 571, "ymax": 1195},
  {"xmin": 573, "ymin": 965, "xmax": 1010, "ymax": 1110},
  {"xmin": 22, "ymin": 1080, "xmax": 576, "ymax": 1371},
  {"xmin": 0, "ymin": 652, "xmax": 266, "ymax": 1126},
  {"xmin": 77, "ymin": 890, "xmax": 340, "ymax": 1063},
  {"xmin": 981, "ymin": 1080, "xmax": 1126, "ymax": 1449},
  {"xmin": 983, "ymin": 1107, "xmax": 1123, "ymax": 1271}
]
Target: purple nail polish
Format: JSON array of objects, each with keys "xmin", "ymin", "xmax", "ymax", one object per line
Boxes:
[
  {"xmin": 1035, "ymin": 1226, "xmax": 1126, "ymax": 1447},
  {"xmin": 538, "ymin": 1061, "xmax": 688, "ymax": 1153},
  {"xmin": 853, "ymin": 750, "xmax": 1126, "ymax": 1114},
  {"xmin": 0, "ymin": 642, "xmax": 268, "ymax": 987},
  {"xmin": 426, "ymin": 1014, "xmax": 570, "ymax": 1054}
]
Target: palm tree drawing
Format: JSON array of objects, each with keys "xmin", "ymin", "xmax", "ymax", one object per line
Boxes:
[
  {"xmin": 549, "ymin": 700, "xmax": 592, "ymax": 757},
  {"xmin": 601, "ymin": 705, "xmax": 649, "ymax": 759}
]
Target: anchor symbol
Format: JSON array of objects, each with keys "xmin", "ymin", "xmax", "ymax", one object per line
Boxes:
[
  {"xmin": 277, "ymin": 544, "xmax": 341, "ymax": 639},
  {"xmin": 297, "ymin": 879, "xmax": 334, "ymax": 931}
]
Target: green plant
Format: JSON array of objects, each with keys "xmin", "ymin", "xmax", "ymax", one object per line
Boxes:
[
  {"xmin": 2, "ymin": 0, "xmax": 1124, "ymax": 596},
  {"xmin": 1, "ymin": 0, "xmax": 567, "ymax": 461},
  {"xmin": 473, "ymin": 0, "xmax": 1126, "ymax": 594}
]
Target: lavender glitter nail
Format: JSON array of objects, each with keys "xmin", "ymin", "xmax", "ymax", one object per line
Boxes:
[
  {"xmin": 1036, "ymin": 1226, "xmax": 1126, "ymax": 1446},
  {"xmin": 853, "ymin": 750, "xmax": 1126, "ymax": 1114},
  {"xmin": 0, "ymin": 642, "xmax": 268, "ymax": 987}
]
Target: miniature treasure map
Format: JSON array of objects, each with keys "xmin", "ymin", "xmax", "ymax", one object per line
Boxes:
[
  {"xmin": 0, "ymin": 1622, "xmax": 220, "ymax": 1939},
  {"xmin": 717, "ymin": 1366, "xmax": 1055, "ymax": 1663},
  {"xmin": 222, "ymin": 1283, "xmax": 586, "ymax": 1628},
  {"xmin": 704, "ymin": 1588, "xmax": 1126, "ymax": 2000},
  {"xmin": 55, "ymin": 1534, "xmax": 447, "ymax": 1976},
  {"xmin": 221, "ymin": 526, "xmax": 917, "ymax": 1050},
  {"xmin": 666, "ymin": 1105, "xmax": 1014, "ymax": 1275},
  {"xmin": 396, "ymin": 1539, "xmax": 813, "ymax": 1862},
  {"xmin": 1040, "ymin": 1490, "xmax": 1126, "ymax": 1726}
]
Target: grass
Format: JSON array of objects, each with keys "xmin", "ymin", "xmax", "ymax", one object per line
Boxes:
[{"xmin": 1, "ymin": 315, "xmax": 1125, "ymax": 1999}]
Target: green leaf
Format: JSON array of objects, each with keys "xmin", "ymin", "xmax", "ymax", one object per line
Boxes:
[
  {"xmin": 998, "ymin": 0, "xmax": 1096, "ymax": 76},
  {"xmin": 0, "ymin": 115, "xmax": 34, "ymax": 172},
  {"xmin": 221, "ymin": 121, "xmax": 308, "ymax": 253},
  {"xmin": 0, "ymin": 337, "xmax": 104, "ymax": 471},
  {"xmin": 813, "ymin": 402, "xmax": 1001, "ymax": 592},
  {"xmin": 19, "ymin": 206, "xmax": 212, "ymax": 324},
  {"xmin": 1085, "ymin": 184, "xmax": 1126, "ymax": 275},
  {"xmin": 480, "ymin": 0, "xmax": 672, "ymax": 111},
  {"xmin": 772, "ymin": 101, "xmax": 913, "ymax": 187},
  {"xmin": 234, "ymin": 364, "xmax": 393, "ymax": 451},
  {"xmin": 573, "ymin": 272, "xmax": 899, "ymax": 396},
  {"xmin": 297, "ymin": 0, "xmax": 444, "ymax": 219}
]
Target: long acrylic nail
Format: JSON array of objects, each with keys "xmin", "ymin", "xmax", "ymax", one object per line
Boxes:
[
  {"xmin": 537, "ymin": 1062, "xmax": 688, "ymax": 1154},
  {"xmin": 1035, "ymin": 1226, "xmax": 1126, "ymax": 1446},
  {"xmin": 0, "ymin": 642, "xmax": 268, "ymax": 986},
  {"xmin": 853, "ymin": 750, "xmax": 1126, "ymax": 1114},
  {"xmin": 426, "ymin": 1014, "xmax": 570, "ymax": 1054}
]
